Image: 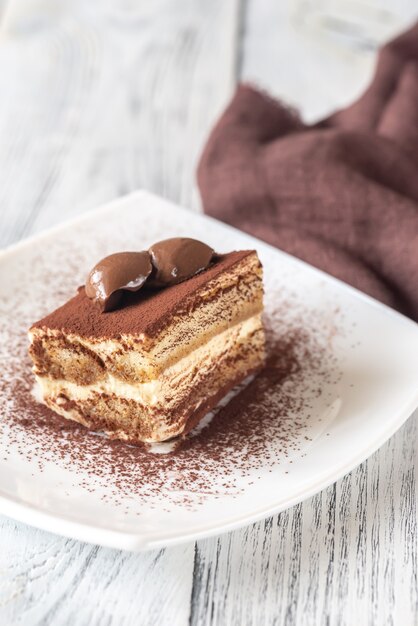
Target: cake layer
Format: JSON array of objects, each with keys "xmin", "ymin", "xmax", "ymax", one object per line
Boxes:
[
  {"xmin": 35, "ymin": 314, "xmax": 264, "ymax": 411},
  {"xmin": 38, "ymin": 316, "xmax": 265, "ymax": 442},
  {"xmin": 29, "ymin": 251, "xmax": 263, "ymax": 385},
  {"xmin": 31, "ymin": 251, "xmax": 259, "ymax": 340},
  {"xmin": 29, "ymin": 249, "xmax": 265, "ymax": 443}
]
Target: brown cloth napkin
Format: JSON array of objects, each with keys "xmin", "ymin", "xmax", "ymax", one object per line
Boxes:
[{"xmin": 197, "ymin": 24, "xmax": 418, "ymax": 321}]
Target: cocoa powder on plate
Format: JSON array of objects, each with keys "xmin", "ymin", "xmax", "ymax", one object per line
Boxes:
[{"xmin": 1, "ymin": 321, "xmax": 340, "ymax": 509}]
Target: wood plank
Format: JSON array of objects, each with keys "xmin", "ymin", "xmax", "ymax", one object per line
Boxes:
[
  {"xmin": 0, "ymin": 1, "xmax": 241, "ymax": 624},
  {"xmin": 0, "ymin": 524, "xmax": 194, "ymax": 625},
  {"xmin": 190, "ymin": 3, "xmax": 418, "ymax": 623},
  {"xmin": 0, "ymin": 0, "xmax": 240, "ymax": 248},
  {"xmin": 190, "ymin": 413, "xmax": 418, "ymax": 626}
]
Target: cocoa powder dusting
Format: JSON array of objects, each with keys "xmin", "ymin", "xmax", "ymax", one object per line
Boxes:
[
  {"xmin": 0, "ymin": 313, "xmax": 341, "ymax": 510},
  {"xmin": 31, "ymin": 251, "xmax": 253, "ymax": 339},
  {"xmin": 0, "ymin": 226, "xmax": 344, "ymax": 514},
  {"xmin": 0, "ymin": 186, "xmax": 356, "ymax": 538}
]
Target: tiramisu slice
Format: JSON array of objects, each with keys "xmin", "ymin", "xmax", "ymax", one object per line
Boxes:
[{"xmin": 29, "ymin": 239, "xmax": 265, "ymax": 443}]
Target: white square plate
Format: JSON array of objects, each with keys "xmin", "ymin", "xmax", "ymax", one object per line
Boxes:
[{"xmin": 0, "ymin": 191, "xmax": 417, "ymax": 551}]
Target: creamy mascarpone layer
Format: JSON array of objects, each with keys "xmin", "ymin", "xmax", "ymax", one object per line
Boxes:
[{"xmin": 36, "ymin": 313, "xmax": 264, "ymax": 409}]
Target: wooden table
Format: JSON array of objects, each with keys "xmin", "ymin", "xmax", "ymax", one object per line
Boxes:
[{"xmin": 0, "ymin": 1, "xmax": 416, "ymax": 624}]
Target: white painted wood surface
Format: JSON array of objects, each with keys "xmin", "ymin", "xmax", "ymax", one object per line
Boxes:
[{"xmin": 0, "ymin": 1, "xmax": 417, "ymax": 624}]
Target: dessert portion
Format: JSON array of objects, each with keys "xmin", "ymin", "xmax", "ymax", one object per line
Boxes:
[{"xmin": 28, "ymin": 238, "xmax": 265, "ymax": 443}]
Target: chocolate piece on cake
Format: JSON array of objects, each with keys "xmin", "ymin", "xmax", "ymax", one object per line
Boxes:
[{"xmin": 28, "ymin": 249, "xmax": 265, "ymax": 443}]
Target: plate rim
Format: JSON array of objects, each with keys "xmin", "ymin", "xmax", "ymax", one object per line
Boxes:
[
  {"xmin": 1, "ymin": 189, "xmax": 417, "ymax": 551},
  {"xmin": 0, "ymin": 395, "xmax": 416, "ymax": 552}
]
